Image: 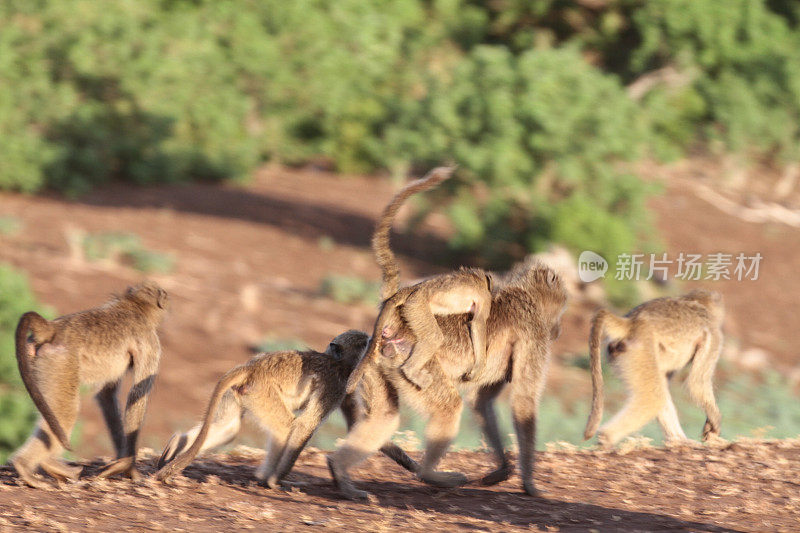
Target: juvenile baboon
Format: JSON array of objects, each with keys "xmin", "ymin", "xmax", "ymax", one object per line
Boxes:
[
  {"xmin": 583, "ymin": 289, "xmax": 724, "ymax": 447},
  {"xmin": 346, "ymin": 166, "xmax": 492, "ymax": 391},
  {"xmin": 11, "ymin": 282, "xmax": 168, "ymax": 487},
  {"xmin": 156, "ymin": 330, "xmax": 416, "ymax": 487},
  {"xmin": 330, "ymin": 167, "xmax": 568, "ymax": 499}
]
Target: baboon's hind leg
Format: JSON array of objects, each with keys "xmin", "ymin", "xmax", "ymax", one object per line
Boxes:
[
  {"xmin": 656, "ymin": 387, "xmax": 687, "ymax": 443},
  {"xmin": 11, "ymin": 345, "xmax": 79, "ymax": 487},
  {"xmin": 417, "ymin": 379, "xmax": 467, "ymax": 488},
  {"xmin": 247, "ymin": 386, "xmax": 294, "ymax": 488},
  {"xmin": 463, "ymin": 287, "xmax": 491, "ymax": 381},
  {"xmin": 399, "ymin": 290, "xmax": 445, "ymax": 389},
  {"xmin": 598, "ymin": 341, "xmax": 667, "ymax": 447},
  {"xmin": 158, "ymin": 391, "xmax": 243, "ymax": 469},
  {"xmin": 341, "ymin": 394, "xmax": 418, "ymax": 473},
  {"xmin": 329, "ymin": 384, "xmax": 401, "ymax": 500}
]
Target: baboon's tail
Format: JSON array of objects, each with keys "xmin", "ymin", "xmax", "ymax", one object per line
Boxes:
[
  {"xmin": 156, "ymin": 366, "xmax": 250, "ymax": 480},
  {"xmin": 373, "ymin": 166, "xmax": 454, "ymax": 300},
  {"xmin": 15, "ymin": 312, "xmax": 70, "ymax": 450},
  {"xmin": 345, "ymin": 298, "xmax": 396, "ymax": 394},
  {"xmin": 583, "ymin": 309, "xmax": 630, "ymax": 440}
]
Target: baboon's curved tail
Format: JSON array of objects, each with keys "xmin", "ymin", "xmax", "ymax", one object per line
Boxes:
[
  {"xmin": 373, "ymin": 166, "xmax": 454, "ymax": 300},
  {"xmin": 156, "ymin": 366, "xmax": 250, "ymax": 480},
  {"xmin": 15, "ymin": 312, "xmax": 69, "ymax": 449},
  {"xmin": 583, "ymin": 309, "xmax": 630, "ymax": 440},
  {"xmin": 345, "ymin": 300, "xmax": 394, "ymax": 394}
]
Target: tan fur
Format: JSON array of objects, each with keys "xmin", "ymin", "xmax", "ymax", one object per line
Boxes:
[
  {"xmin": 584, "ymin": 289, "xmax": 725, "ymax": 447},
  {"xmin": 347, "ymin": 167, "xmax": 491, "ymax": 392},
  {"xmin": 11, "ymin": 282, "xmax": 168, "ymax": 487},
  {"xmin": 331, "ymin": 246, "xmax": 568, "ymax": 498},
  {"xmin": 156, "ymin": 330, "xmax": 417, "ymax": 488}
]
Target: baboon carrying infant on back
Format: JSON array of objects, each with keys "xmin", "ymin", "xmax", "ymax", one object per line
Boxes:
[{"xmin": 331, "ymin": 167, "xmax": 568, "ymax": 499}]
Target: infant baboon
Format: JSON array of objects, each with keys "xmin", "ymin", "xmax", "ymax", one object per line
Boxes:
[
  {"xmin": 156, "ymin": 330, "xmax": 372, "ymax": 488},
  {"xmin": 584, "ymin": 289, "xmax": 724, "ymax": 447},
  {"xmin": 11, "ymin": 282, "xmax": 168, "ymax": 487},
  {"xmin": 352, "ymin": 267, "xmax": 492, "ymax": 391},
  {"xmin": 347, "ymin": 166, "xmax": 492, "ymax": 391}
]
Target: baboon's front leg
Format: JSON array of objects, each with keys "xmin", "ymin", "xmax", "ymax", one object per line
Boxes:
[
  {"xmin": 97, "ymin": 348, "xmax": 160, "ymax": 480},
  {"xmin": 469, "ymin": 381, "xmax": 511, "ymax": 485},
  {"xmin": 510, "ymin": 343, "xmax": 550, "ymax": 497},
  {"xmin": 687, "ymin": 330, "xmax": 722, "ymax": 441},
  {"xmin": 96, "ymin": 379, "xmax": 125, "ymax": 457}
]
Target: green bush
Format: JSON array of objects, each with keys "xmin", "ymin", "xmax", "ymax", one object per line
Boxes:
[
  {"xmin": 632, "ymin": 0, "xmax": 800, "ymax": 160},
  {"xmin": 387, "ymin": 45, "xmax": 654, "ymax": 267},
  {"xmin": 0, "ymin": 264, "xmax": 50, "ymax": 462},
  {"xmin": 6, "ymin": 0, "xmax": 800, "ymax": 276}
]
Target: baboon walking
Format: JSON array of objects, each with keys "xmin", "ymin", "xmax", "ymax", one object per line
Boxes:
[
  {"xmin": 11, "ymin": 282, "xmax": 168, "ymax": 487},
  {"xmin": 584, "ymin": 289, "xmax": 725, "ymax": 447},
  {"xmin": 331, "ymin": 167, "xmax": 568, "ymax": 499},
  {"xmin": 157, "ymin": 330, "xmax": 417, "ymax": 487}
]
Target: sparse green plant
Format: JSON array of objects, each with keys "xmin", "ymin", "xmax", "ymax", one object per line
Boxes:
[
  {"xmin": 0, "ymin": 217, "xmax": 22, "ymax": 236},
  {"xmin": 81, "ymin": 231, "xmax": 175, "ymax": 274},
  {"xmin": 252, "ymin": 336, "xmax": 307, "ymax": 354},
  {"xmin": 319, "ymin": 274, "xmax": 381, "ymax": 306},
  {"xmin": 317, "ymin": 236, "xmax": 336, "ymax": 252},
  {"xmin": 126, "ymin": 248, "xmax": 176, "ymax": 274}
]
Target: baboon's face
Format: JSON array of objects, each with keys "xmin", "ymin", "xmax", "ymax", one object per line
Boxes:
[{"xmin": 326, "ymin": 330, "xmax": 370, "ymax": 365}]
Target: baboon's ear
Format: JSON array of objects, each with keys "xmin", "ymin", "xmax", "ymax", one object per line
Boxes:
[
  {"xmin": 157, "ymin": 288, "xmax": 168, "ymax": 309},
  {"xmin": 485, "ymin": 273, "xmax": 493, "ymax": 292},
  {"xmin": 546, "ymin": 269, "xmax": 557, "ymax": 287},
  {"xmin": 328, "ymin": 342, "xmax": 343, "ymax": 360}
]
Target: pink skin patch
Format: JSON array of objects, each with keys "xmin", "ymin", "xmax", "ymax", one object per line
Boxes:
[{"xmin": 381, "ymin": 337, "xmax": 411, "ymax": 359}]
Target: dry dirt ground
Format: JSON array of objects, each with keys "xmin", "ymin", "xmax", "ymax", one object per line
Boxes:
[
  {"xmin": 1, "ymin": 441, "xmax": 799, "ymax": 532},
  {"xmin": 1, "ymin": 161, "xmax": 799, "ymax": 530}
]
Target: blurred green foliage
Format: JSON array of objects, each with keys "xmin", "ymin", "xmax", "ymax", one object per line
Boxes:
[
  {"xmin": 82, "ymin": 231, "xmax": 175, "ymax": 273},
  {"xmin": 0, "ymin": 217, "xmax": 22, "ymax": 236},
  {"xmin": 320, "ymin": 274, "xmax": 382, "ymax": 306},
  {"xmin": 252, "ymin": 336, "xmax": 308, "ymax": 354},
  {"xmin": 2, "ymin": 0, "xmax": 799, "ymax": 274},
  {"xmin": 0, "ymin": 264, "xmax": 50, "ymax": 462}
]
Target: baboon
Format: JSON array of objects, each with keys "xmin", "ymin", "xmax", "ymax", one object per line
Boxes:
[
  {"xmin": 346, "ymin": 166, "xmax": 492, "ymax": 391},
  {"xmin": 11, "ymin": 282, "xmax": 168, "ymax": 488},
  {"xmin": 156, "ymin": 330, "xmax": 418, "ymax": 487},
  {"xmin": 583, "ymin": 289, "xmax": 724, "ymax": 447},
  {"xmin": 330, "ymin": 168, "xmax": 568, "ymax": 499}
]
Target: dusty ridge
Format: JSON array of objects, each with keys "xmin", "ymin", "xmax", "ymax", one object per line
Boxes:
[{"xmin": 1, "ymin": 440, "xmax": 798, "ymax": 531}]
